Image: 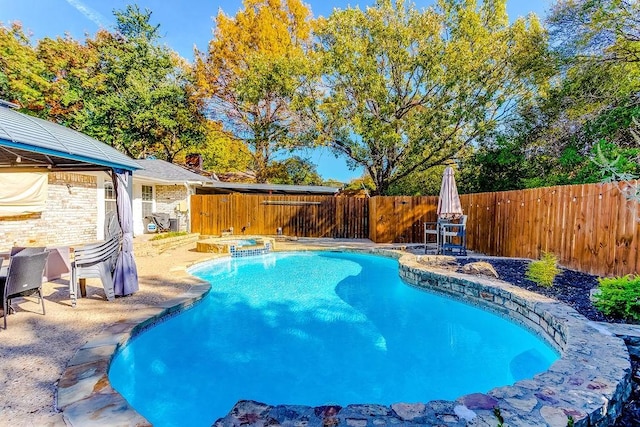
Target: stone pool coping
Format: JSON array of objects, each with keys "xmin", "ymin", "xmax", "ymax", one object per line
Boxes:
[{"xmin": 57, "ymin": 249, "xmax": 632, "ymax": 426}]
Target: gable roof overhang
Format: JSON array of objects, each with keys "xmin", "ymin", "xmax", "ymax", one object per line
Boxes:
[
  {"xmin": 0, "ymin": 103, "xmax": 140, "ymax": 172},
  {"xmin": 133, "ymin": 159, "xmax": 215, "ymax": 186}
]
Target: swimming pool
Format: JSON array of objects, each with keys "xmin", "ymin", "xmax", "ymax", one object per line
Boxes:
[{"xmin": 109, "ymin": 251, "xmax": 558, "ymax": 426}]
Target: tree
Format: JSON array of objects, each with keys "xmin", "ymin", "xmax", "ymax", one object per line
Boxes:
[
  {"xmin": 36, "ymin": 35, "xmax": 99, "ymax": 126},
  {"xmin": 194, "ymin": 0, "xmax": 315, "ymax": 182},
  {"xmin": 0, "ymin": 23, "xmax": 49, "ymax": 112},
  {"xmin": 264, "ymin": 156, "xmax": 323, "ymax": 185},
  {"xmin": 545, "ymin": 0, "xmax": 639, "ymax": 121},
  {"xmin": 310, "ymin": 0, "xmax": 550, "ymax": 195},
  {"xmin": 464, "ymin": 0, "xmax": 640, "ymax": 192},
  {"xmin": 548, "ymin": 0, "xmax": 640, "ymax": 66},
  {"xmin": 198, "ymin": 120, "xmax": 253, "ymax": 172},
  {"xmin": 79, "ymin": 5, "xmax": 206, "ymax": 161}
]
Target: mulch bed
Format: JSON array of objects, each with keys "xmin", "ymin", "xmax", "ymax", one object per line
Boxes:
[
  {"xmin": 457, "ymin": 257, "xmax": 639, "ymax": 426},
  {"xmin": 458, "ymin": 258, "xmax": 613, "ymax": 322}
]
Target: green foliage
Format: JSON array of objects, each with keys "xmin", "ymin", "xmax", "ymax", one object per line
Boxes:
[
  {"xmin": 549, "ymin": 0, "xmax": 640, "ymax": 69},
  {"xmin": 0, "ymin": 23, "xmax": 50, "ymax": 111},
  {"xmin": 387, "ymin": 165, "xmax": 447, "ymax": 196},
  {"xmin": 343, "ymin": 176, "xmax": 376, "ymax": 194},
  {"xmin": 594, "ymin": 275, "xmax": 640, "ymax": 322},
  {"xmin": 0, "ymin": 7, "xmax": 206, "ymax": 162},
  {"xmin": 526, "ymin": 252, "xmax": 561, "ymax": 288},
  {"xmin": 198, "ymin": 121, "xmax": 252, "ymax": 173},
  {"xmin": 263, "ymin": 156, "xmax": 323, "ymax": 185},
  {"xmin": 460, "ymin": 0, "xmax": 640, "ymax": 195},
  {"xmin": 311, "ymin": 0, "xmax": 549, "ymax": 195},
  {"xmin": 567, "ymin": 415, "xmax": 574, "ymax": 427},
  {"xmin": 36, "ymin": 36, "xmax": 99, "ymax": 125},
  {"xmin": 461, "ymin": 97, "xmax": 640, "ymax": 192},
  {"xmin": 150, "ymin": 231, "xmax": 189, "ymax": 241},
  {"xmin": 80, "ymin": 5, "xmax": 206, "ymax": 161}
]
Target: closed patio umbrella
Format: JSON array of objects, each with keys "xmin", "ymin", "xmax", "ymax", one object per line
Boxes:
[
  {"xmin": 437, "ymin": 166, "xmax": 463, "ymax": 220},
  {"xmin": 112, "ymin": 169, "xmax": 139, "ymax": 296}
]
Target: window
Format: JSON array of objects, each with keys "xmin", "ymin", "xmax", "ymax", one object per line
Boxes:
[
  {"xmin": 104, "ymin": 182, "xmax": 117, "ymax": 214},
  {"xmin": 141, "ymin": 185, "xmax": 154, "ymax": 218}
]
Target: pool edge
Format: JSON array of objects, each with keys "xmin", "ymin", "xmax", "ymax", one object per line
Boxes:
[
  {"xmin": 57, "ymin": 249, "xmax": 632, "ymax": 427},
  {"xmin": 56, "ymin": 280, "xmax": 212, "ymax": 426}
]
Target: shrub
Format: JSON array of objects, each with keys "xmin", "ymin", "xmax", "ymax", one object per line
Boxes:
[
  {"xmin": 594, "ymin": 275, "xmax": 640, "ymax": 322},
  {"xmin": 150, "ymin": 231, "xmax": 188, "ymax": 241},
  {"xmin": 526, "ymin": 252, "xmax": 560, "ymax": 287}
]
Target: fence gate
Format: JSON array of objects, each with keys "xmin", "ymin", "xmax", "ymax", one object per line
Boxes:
[{"xmin": 190, "ymin": 194, "xmax": 368, "ymax": 239}]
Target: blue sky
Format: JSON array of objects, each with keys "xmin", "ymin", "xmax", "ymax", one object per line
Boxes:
[{"xmin": 0, "ymin": 0, "xmax": 552, "ymax": 182}]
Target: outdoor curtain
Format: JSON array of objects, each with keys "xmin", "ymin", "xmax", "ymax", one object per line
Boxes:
[
  {"xmin": 112, "ymin": 169, "xmax": 139, "ymax": 296},
  {"xmin": 0, "ymin": 172, "xmax": 47, "ymax": 217}
]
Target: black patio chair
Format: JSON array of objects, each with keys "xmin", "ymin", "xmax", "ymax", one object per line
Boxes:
[
  {"xmin": 1, "ymin": 251, "xmax": 49, "ymax": 329},
  {"xmin": 10, "ymin": 246, "xmax": 46, "ymax": 256}
]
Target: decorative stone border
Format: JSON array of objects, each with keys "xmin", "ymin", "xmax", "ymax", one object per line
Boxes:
[
  {"xmin": 396, "ymin": 253, "xmax": 631, "ymax": 426},
  {"xmin": 56, "ymin": 283, "xmax": 211, "ymax": 426},
  {"xmin": 57, "ymin": 250, "xmax": 632, "ymax": 426},
  {"xmin": 135, "ymin": 233, "xmax": 200, "ymax": 256}
]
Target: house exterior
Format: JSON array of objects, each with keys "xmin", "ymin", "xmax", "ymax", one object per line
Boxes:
[
  {"xmin": 128, "ymin": 159, "xmax": 216, "ymax": 235},
  {"xmin": 1, "ymin": 158, "xmax": 343, "ymax": 250},
  {"xmin": 0, "ymin": 163, "xmax": 215, "ymax": 249}
]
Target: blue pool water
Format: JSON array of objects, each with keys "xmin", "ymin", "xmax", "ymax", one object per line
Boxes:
[
  {"xmin": 220, "ymin": 238, "xmax": 256, "ymax": 247},
  {"xmin": 109, "ymin": 251, "xmax": 558, "ymax": 426}
]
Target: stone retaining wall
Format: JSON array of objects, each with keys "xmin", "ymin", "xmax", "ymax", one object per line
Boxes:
[
  {"xmin": 396, "ymin": 253, "xmax": 631, "ymax": 426},
  {"xmin": 134, "ymin": 233, "xmax": 200, "ymax": 257},
  {"xmin": 58, "ymin": 250, "xmax": 632, "ymax": 427}
]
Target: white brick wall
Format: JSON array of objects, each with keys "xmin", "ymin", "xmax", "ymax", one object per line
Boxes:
[
  {"xmin": 155, "ymin": 185, "xmax": 189, "ymax": 232},
  {"xmin": 0, "ymin": 173, "xmax": 97, "ymax": 250}
]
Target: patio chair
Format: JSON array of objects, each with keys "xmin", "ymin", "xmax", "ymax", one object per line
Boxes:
[
  {"xmin": 1, "ymin": 251, "xmax": 49, "ymax": 329},
  {"xmin": 424, "ymin": 218, "xmax": 445, "ymax": 254},
  {"xmin": 70, "ymin": 236, "xmax": 120, "ymax": 305},
  {"xmin": 440, "ymin": 215, "xmax": 467, "ymax": 256},
  {"xmin": 104, "ymin": 210, "xmax": 121, "ymax": 239},
  {"xmin": 1, "ymin": 246, "xmax": 46, "ymax": 277},
  {"xmin": 145, "ymin": 213, "xmax": 171, "ymax": 232},
  {"xmin": 10, "ymin": 246, "xmax": 46, "ymax": 256}
]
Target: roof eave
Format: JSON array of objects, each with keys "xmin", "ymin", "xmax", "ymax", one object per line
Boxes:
[{"xmin": 0, "ymin": 138, "xmax": 141, "ymax": 171}]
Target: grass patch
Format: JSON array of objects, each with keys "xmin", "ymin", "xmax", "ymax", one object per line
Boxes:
[{"xmin": 150, "ymin": 231, "xmax": 189, "ymax": 241}]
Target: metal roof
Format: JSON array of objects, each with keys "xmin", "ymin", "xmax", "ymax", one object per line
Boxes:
[
  {"xmin": 202, "ymin": 181, "xmax": 341, "ymax": 195},
  {"xmin": 134, "ymin": 160, "xmax": 339, "ymax": 194},
  {"xmin": 134, "ymin": 159, "xmax": 216, "ymax": 184},
  {"xmin": 0, "ymin": 105, "xmax": 140, "ymax": 171}
]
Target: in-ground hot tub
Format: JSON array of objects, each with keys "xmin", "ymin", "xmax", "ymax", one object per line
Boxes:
[{"xmin": 196, "ymin": 236, "xmax": 274, "ymax": 257}]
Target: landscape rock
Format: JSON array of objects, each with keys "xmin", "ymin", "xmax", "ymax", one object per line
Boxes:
[
  {"xmin": 418, "ymin": 255, "xmax": 457, "ymax": 268},
  {"xmin": 461, "ymin": 261, "xmax": 499, "ymax": 278}
]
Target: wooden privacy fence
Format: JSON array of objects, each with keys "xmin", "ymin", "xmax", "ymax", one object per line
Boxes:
[
  {"xmin": 191, "ymin": 182, "xmax": 639, "ymax": 277},
  {"xmin": 370, "ymin": 182, "xmax": 639, "ymax": 277},
  {"xmin": 190, "ymin": 194, "xmax": 368, "ymax": 239},
  {"xmin": 467, "ymin": 182, "xmax": 639, "ymax": 277}
]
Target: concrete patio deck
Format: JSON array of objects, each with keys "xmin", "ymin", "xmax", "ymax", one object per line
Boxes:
[{"xmin": 0, "ymin": 237, "xmax": 404, "ymax": 425}]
